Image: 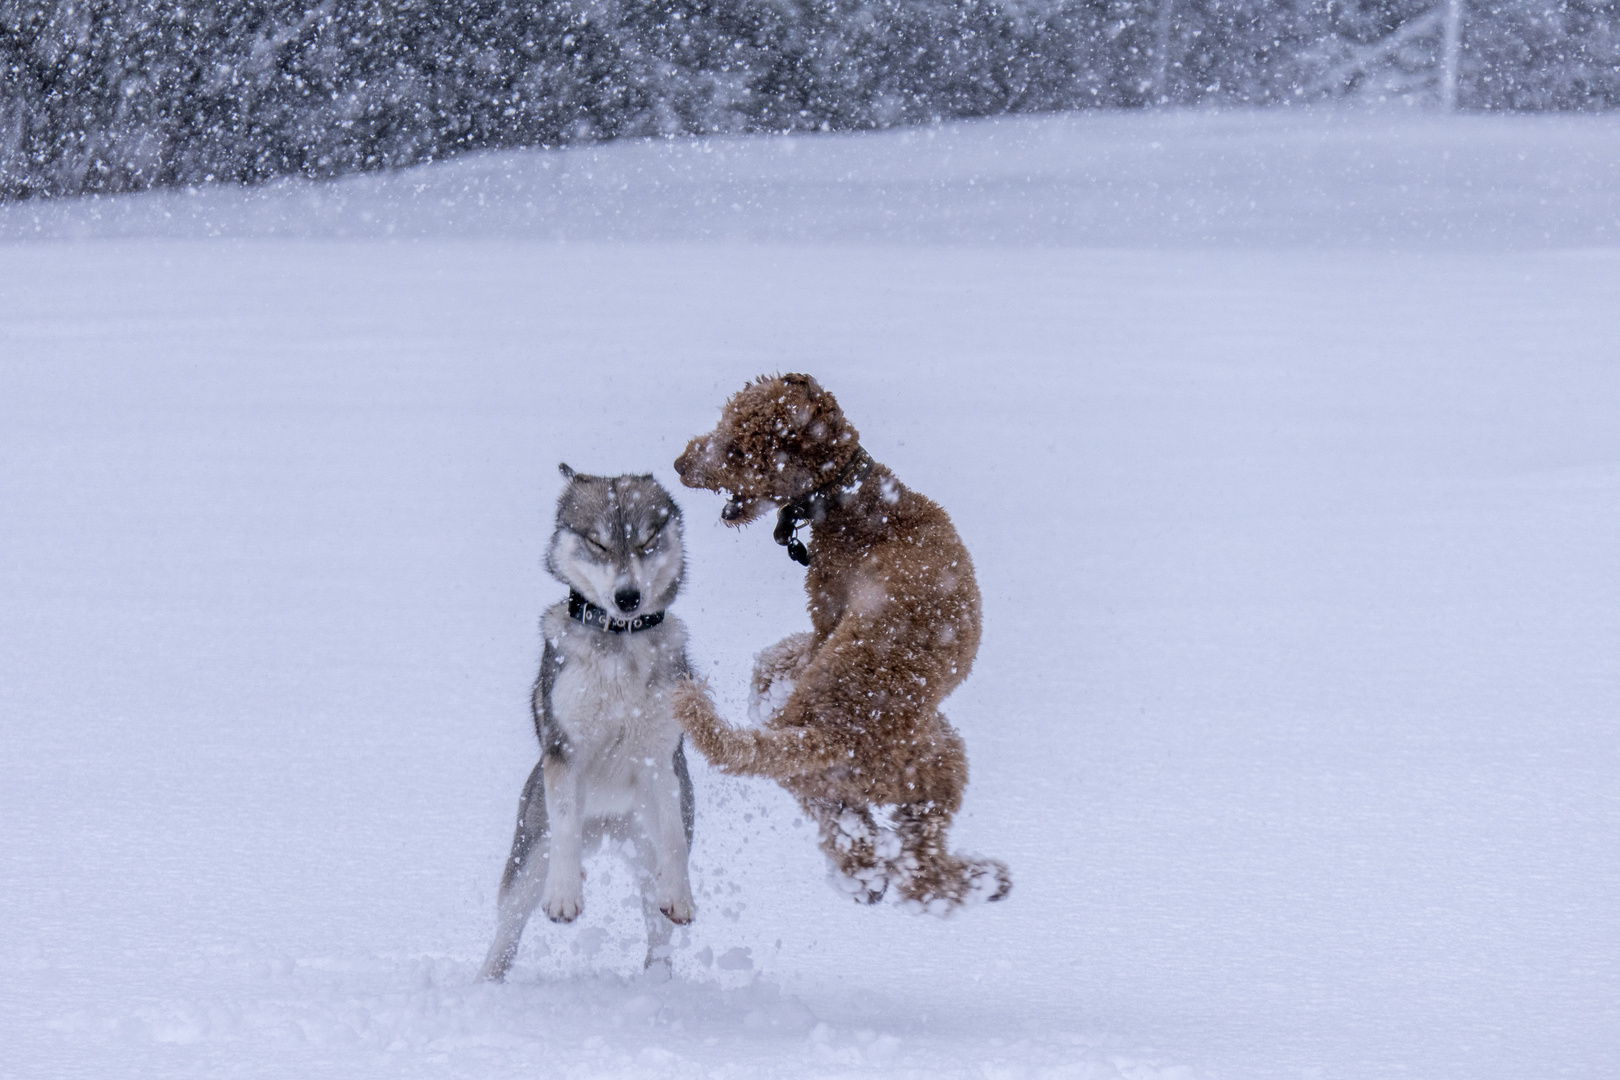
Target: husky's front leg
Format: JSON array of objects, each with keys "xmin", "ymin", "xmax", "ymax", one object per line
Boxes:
[
  {"xmin": 539, "ymin": 753, "xmax": 585, "ymax": 922},
  {"xmin": 639, "ymin": 742, "xmax": 696, "ymax": 927}
]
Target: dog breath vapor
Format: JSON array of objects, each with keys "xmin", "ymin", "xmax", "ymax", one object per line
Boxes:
[{"xmin": 2, "ymin": 109, "xmax": 1619, "ymax": 1080}]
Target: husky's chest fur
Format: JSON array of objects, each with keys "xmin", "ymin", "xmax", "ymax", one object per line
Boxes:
[{"xmin": 540, "ymin": 604, "xmax": 689, "ymax": 817}]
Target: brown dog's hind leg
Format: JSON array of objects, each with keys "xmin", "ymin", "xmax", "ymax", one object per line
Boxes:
[
  {"xmin": 890, "ymin": 801, "xmax": 1012, "ymax": 913},
  {"xmin": 805, "ymin": 798, "xmax": 896, "ymax": 905}
]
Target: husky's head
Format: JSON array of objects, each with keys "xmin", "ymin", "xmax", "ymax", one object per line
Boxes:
[
  {"xmin": 673, "ymin": 373, "xmax": 860, "ymax": 526},
  {"xmin": 546, "ymin": 465, "xmax": 684, "ymax": 615}
]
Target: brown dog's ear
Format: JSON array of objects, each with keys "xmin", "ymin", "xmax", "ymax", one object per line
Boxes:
[
  {"xmin": 776, "ymin": 373, "xmax": 820, "ymax": 430},
  {"xmin": 558, "ymin": 462, "xmax": 576, "ymax": 480},
  {"xmin": 778, "ymin": 373, "xmax": 856, "ymax": 450}
]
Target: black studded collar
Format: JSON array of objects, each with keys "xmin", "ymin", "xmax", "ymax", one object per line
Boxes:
[{"xmin": 567, "ymin": 589, "xmax": 665, "ymax": 634}]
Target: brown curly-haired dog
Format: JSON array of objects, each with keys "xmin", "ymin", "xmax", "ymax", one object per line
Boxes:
[{"xmin": 672, "ymin": 374, "xmax": 1010, "ymax": 912}]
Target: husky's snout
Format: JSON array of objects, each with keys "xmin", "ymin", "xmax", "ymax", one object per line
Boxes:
[{"xmin": 614, "ymin": 586, "xmax": 641, "ymax": 613}]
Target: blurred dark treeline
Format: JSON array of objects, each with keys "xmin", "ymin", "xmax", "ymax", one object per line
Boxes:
[{"xmin": 3, "ymin": 0, "xmax": 1618, "ymax": 199}]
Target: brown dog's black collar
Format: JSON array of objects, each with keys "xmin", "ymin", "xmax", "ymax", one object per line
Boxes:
[
  {"xmin": 774, "ymin": 447, "xmax": 874, "ymax": 567},
  {"xmin": 568, "ymin": 589, "xmax": 665, "ymax": 633}
]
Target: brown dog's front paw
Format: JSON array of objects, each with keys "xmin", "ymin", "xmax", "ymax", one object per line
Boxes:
[{"xmin": 672, "ymin": 677, "xmax": 735, "ymax": 765}]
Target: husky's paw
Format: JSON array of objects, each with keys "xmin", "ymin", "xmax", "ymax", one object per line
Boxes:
[
  {"xmin": 541, "ymin": 879, "xmax": 584, "ymax": 923},
  {"xmin": 642, "ymin": 951, "xmax": 674, "ymax": 980},
  {"xmin": 658, "ymin": 891, "xmax": 696, "ymax": 926}
]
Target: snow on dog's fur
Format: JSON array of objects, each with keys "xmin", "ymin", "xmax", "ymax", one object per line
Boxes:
[
  {"xmin": 672, "ymin": 374, "xmax": 1010, "ymax": 912},
  {"xmin": 479, "ymin": 466, "xmax": 696, "ymax": 980}
]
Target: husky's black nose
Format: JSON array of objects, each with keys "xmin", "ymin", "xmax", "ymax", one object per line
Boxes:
[{"xmin": 614, "ymin": 587, "xmax": 641, "ymax": 613}]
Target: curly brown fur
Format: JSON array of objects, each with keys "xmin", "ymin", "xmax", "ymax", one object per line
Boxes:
[{"xmin": 672, "ymin": 374, "xmax": 1010, "ymax": 911}]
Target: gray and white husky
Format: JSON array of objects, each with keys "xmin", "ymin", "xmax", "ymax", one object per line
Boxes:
[{"xmin": 479, "ymin": 465, "xmax": 697, "ymax": 981}]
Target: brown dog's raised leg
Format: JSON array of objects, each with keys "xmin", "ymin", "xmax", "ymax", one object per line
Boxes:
[
  {"xmin": 672, "ymin": 679, "xmax": 844, "ymax": 779},
  {"xmin": 805, "ymin": 798, "xmax": 895, "ymax": 904},
  {"xmin": 890, "ymin": 801, "xmax": 1012, "ymax": 912}
]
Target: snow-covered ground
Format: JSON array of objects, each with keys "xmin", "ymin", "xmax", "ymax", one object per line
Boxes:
[{"xmin": 2, "ymin": 108, "xmax": 1617, "ymax": 1080}]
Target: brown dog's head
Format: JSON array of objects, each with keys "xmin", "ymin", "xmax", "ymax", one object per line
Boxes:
[{"xmin": 674, "ymin": 373, "xmax": 861, "ymax": 525}]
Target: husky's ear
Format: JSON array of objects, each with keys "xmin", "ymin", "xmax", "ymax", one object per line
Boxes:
[{"xmin": 558, "ymin": 463, "xmax": 576, "ymax": 480}]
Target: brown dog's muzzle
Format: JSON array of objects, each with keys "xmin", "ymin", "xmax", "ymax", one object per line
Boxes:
[
  {"xmin": 672, "ymin": 444, "xmax": 696, "ymax": 484},
  {"xmin": 675, "ymin": 433, "xmax": 771, "ymax": 525},
  {"xmin": 672, "ymin": 442, "xmax": 707, "ymax": 491},
  {"xmin": 675, "ymin": 433, "xmax": 730, "ymax": 491}
]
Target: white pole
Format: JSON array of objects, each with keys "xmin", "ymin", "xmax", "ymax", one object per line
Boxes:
[
  {"xmin": 1439, "ymin": 0, "xmax": 1463, "ymax": 110},
  {"xmin": 1152, "ymin": 0, "xmax": 1174, "ymax": 105}
]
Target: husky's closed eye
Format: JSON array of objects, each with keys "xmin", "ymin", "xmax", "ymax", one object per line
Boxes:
[{"xmin": 635, "ymin": 519, "xmax": 670, "ymax": 553}]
